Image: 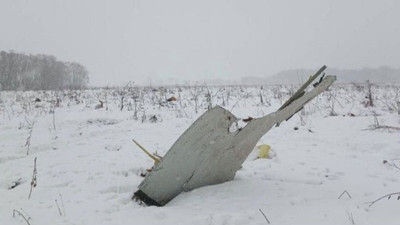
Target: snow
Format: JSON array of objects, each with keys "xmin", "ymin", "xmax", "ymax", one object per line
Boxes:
[{"xmin": 0, "ymin": 84, "xmax": 399, "ymax": 225}]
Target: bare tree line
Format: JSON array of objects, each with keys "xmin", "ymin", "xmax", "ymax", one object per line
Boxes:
[{"xmin": 0, "ymin": 51, "xmax": 89, "ymax": 91}]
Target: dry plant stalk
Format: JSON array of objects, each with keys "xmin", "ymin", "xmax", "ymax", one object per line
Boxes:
[
  {"xmin": 59, "ymin": 193, "xmax": 66, "ymax": 216},
  {"xmin": 25, "ymin": 122, "xmax": 35, "ymax": 155},
  {"xmin": 28, "ymin": 157, "xmax": 37, "ymax": 199},
  {"xmin": 55, "ymin": 200, "xmax": 62, "ymax": 216},
  {"xmin": 338, "ymin": 190, "xmax": 352, "ymax": 199},
  {"xmin": 368, "ymin": 192, "xmax": 400, "ymax": 207},
  {"xmin": 259, "ymin": 209, "xmax": 271, "ymax": 224},
  {"xmin": 52, "ymin": 105, "xmax": 56, "ymax": 131},
  {"xmin": 132, "ymin": 139, "xmax": 161, "ymax": 165},
  {"xmin": 12, "ymin": 209, "xmax": 31, "ymax": 225}
]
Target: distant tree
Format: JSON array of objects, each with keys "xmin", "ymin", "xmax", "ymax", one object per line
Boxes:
[
  {"xmin": 66, "ymin": 62, "xmax": 89, "ymax": 90},
  {"xmin": 0, "ymin": 50, "xmax": 89, "ymax": 90},
  {"xmin": 0, "ymin": 51, "xmax": 23, "ymax": 90}
]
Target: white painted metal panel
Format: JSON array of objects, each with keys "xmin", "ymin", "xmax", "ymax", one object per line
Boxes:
[{"xmin": 135, "ymin": 76, "xmax": 336, "ymax": 206}]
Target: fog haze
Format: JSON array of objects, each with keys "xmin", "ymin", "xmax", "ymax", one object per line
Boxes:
[{"xmin": 1, "ymin": 0, "xmax": 399, "ymax": 86}]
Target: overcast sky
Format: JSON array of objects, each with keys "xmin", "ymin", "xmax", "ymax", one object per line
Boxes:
[{"xmin": 1, "ymin": 0, "xmax": 399, "ymax": 86}]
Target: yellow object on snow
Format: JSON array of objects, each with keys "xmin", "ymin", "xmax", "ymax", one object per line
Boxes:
[{"xmin": 257, "ymin": 144, "xmax": 271, "ymax": 159}]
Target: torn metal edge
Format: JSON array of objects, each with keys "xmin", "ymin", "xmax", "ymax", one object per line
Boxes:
[{"xmin": 133, "ymin": 190, "xmax": 162, "ymax": 206}]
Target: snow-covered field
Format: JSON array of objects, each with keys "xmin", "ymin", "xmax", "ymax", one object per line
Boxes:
[{"xmin": 1, "ymin": 83, "xmax": 399, "ymax": 225}]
